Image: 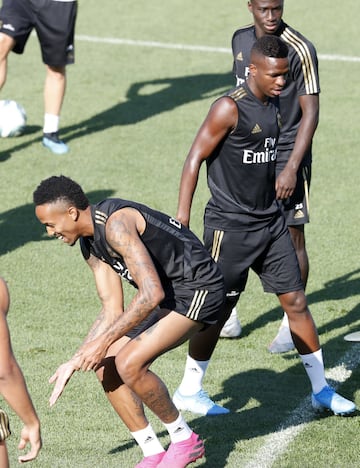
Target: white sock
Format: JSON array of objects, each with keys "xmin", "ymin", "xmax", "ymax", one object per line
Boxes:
[
  {"xmin": 163, "ymin": 413, "xmax": 192, "ymax": 444},
  {"xmin": 300, "ymin": 349, "xmax": 328, "ymax": 394},
  {"xmin": 43, "ymin": 113, "xmax": 60, "ymax": 134},
  {"xmin": 130, "ymin": 424, "xmax": 165, "ymax": 457},
  {"xmin": 281, "ymin": 312, "xmax": 289, "ymax": 327},
  {"xmin": 178, "ymin": 355, "xmax": 209, "ymax": 396}
]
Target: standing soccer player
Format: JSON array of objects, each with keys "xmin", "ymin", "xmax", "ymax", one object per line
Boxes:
[
  {"xmin": 0, "ymin": 0, "xmax": 77, "ymax": 154},
  {"xmin": 172, "ymin": 35, "xmax": 355, "ymax": 419},
  {"xmin": 221, "ymin": 0, "xmax": 320, "ymax": 352}
]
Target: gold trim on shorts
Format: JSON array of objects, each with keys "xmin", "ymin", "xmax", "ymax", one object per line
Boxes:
[{"xmin": 0, "ymin": 409, "xmax": 11, "ymax": 441}]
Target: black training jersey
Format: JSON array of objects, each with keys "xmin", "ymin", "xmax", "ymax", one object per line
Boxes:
[
  {"xmin": 80, "ymin": 199, "xmax": 223, "ymax": 293},
  {"xmin": 204, "ymin": 82, "xmax": 281, "ymax": 232},
  {"xmin": 232, "ymin": 21, "xmax": 320, "ymax": 158}
]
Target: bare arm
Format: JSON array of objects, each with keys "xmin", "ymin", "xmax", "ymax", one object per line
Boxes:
[
  {"xmin": 0, "ymin": 278, "xmax": 41, "ymax": 462},
  {"xmin": 68, "ymin": 255, "xmax": 127, "ymax": 364},
  {"xmin": 49, "ymin": 255, "xmax": 126, "ymax": 405},
  {"xmin": 176, "ymin": 97, "xmax": 238, "ymax": 226},
  {"xmin": 276, "ymin": 94, "xmax": 319, "ymax": 199},
  {"xmin": 105, "ymin": 207, "xmax": 165, "ymax": 325},
  {"xmin": 49, "ymin": 208, "xmax": 165, "ymax": 404},
  {"xmin": 75, "ymin": 208, "xmax": 165, "ymax": 366}
]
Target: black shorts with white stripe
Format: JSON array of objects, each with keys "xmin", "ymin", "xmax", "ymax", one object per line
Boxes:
[
  {"xmin": 0, "ymin": 409, "xmax": 11, "ymax": 441},
  {"xmin": 159, "ymin": 284, "xmax": 225, "ymax": 326}
]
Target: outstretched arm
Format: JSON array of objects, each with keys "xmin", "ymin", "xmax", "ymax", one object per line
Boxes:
[
  {"xmin": 176, "ymin": 97, "xmax": 238, "ymax": 227},
  {"xmin": 0, "ymin": 278, "xmax": 41, "ymax": 462}
]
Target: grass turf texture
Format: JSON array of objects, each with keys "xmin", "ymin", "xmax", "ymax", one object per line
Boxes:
[{"xmin": 1, "ymin": 0, "xmax": 360, "ymax": 466}]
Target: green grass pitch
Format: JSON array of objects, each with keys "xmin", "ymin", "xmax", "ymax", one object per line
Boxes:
[{"xmin": 1, "ymin": 1, "xmax": 360, "ymax": 466}]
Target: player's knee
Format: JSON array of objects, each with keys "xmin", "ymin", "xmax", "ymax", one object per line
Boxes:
[
  {"xmin": 115, "ymin": 351, "xmax": 142, "ymax": 387},
  {"xmin": 281, "ymin": 290, "xmax": 308, "ymax": 315},
  {"xmin": 0, "ymin": 33, "xmax": 14, "ymax": 58},
  {"xmin": 46, "ymin": 65, "xmax": 66, "ymax": 81}
]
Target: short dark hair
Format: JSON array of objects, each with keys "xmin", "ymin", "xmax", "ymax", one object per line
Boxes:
[
  {"xmin": 251, "ymin": 35, "xmax": 288, "ymax": 59},
  {"xmin": 33, "ymin": 175, "xmax": 89, "ymax": 210}
]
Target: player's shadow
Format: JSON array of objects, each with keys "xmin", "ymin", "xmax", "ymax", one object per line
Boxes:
[
  {"xmin": 0, "ymin": 72, "xmax": 232, "ymax": 160},
  {"xmin": 197, "ymin": 367, "xmax": 312, "ymax": 466},
  {"xmin": 0, "ymin": 125, "xmax": 42, "ymax": 162},
  {"xmin": 62, "ymin": 71, "xmax": 233, "ymax": 142},
  {"xmin": 199, "ymin": 347, "xmax": 359, "ymax": 466},
  {"xmin": 0, "ymin": 189, "xmax": 115, "ymax": 256},
  {"xmin": 22, "ymin": 124, "xmax": 42, "ymax": 136},
  {"xmin": 106, "ymin": 273, "xmax": 360, "ymax": 464},
  {"xmin": 202, "ymin": 306, "xmax": 360, "ymax": 466},
  {"xmin": 107, "ymin": 345, "xmax": 359, "ymax": 466},
  {"xmin": 240, "ymin": 268, "xmax": 360, "ymax": 340},
  {"xmin": 107, "ymin": 271, "xmax": 360, "ymax": 464}
]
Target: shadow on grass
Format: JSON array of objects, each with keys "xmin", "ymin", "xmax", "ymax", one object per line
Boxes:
[
  {"xmin": 0, "ymin": 72, "xmax": 232, "ymax": 160},
  {"xmin": 200, "ymin": 355, "xmax": 359, "ymax": 466},
  {"xmin": 240, "ymin": 268, "xmax": 360, "ymax": 338},
  {"xmin": 106, "ymin": 350, "xmax": 359, "ymax": 466},
  {"xmin": 0, "ymin": 125, "xmax": 42, "ymax": 162},
  {"xmin": 108, "ymin": 339, "xmax": 359, "ymax": 466},
  {"xmin": 0, "ymin": 189, "xmax": 115, "ymax": 256},
  {"xmin": 107, "ymin": 270, "xmax": 360, "ymax": 465}
]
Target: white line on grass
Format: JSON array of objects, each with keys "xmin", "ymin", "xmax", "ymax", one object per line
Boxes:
[
  {"xmin": 74, "ymin": 31, "xmax": 359, "ymax": 467},
  {"xmin": 45, "ymin": 30, "xmax": 358, "ymax": 466},
  {"xmin": 76, "ymin": 35, "xmax": 230, "ymax": 54},
  {"xmin": 75, "ymin": 35, "xmax": 360, "ymax": 63},
  {"xmin": 244, "ymin": 345, "xmax": 360, "ymax": 468}
]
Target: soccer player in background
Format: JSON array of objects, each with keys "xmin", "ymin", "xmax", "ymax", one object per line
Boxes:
[
  {"xmin": 0, "ymin": 277, "xmax": 42, "ymax": 466},
  {"xmin": 0, "ymin": 0, "xmax": 77, "ymax": 154},
  {"xmin": 221, "ymin": 0, "xmax": 320, "ymax": 353},
  {"xmin": 172, "ymin": 35, "xmax": 355, "ymax": 419}
]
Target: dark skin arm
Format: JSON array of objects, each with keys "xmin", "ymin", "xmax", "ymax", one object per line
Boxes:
[
  {"xmin": 49, "ymin": 207, "xmax": 166, "ymax": 405},
  {"xmin": 176, "ymin": 97, "xmax": 238, "ymax": 227},
  {"xmin": 275, "ymin": 93, "xmax": 319, "ymax": 199}
]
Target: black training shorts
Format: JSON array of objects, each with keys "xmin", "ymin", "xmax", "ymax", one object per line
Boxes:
[
  {"xmin": 0, "ymin": 0, "xmax": 77, "ymax": 66},
  {"xmin": 125, "ymin": 283, "xmax": 225, "ymax": 339},
  {"xmin": 204, "ymin": 213, "xmax": 303, "ymax": 300},
  {"xmin": 276, "ymin": 148, "xmax": 311, "ymax": 226},
  {"xmin": 0, "ymin": 409, "xmax": 11, "ymax": 441}
]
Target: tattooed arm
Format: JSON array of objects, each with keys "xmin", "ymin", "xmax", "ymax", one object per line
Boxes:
[
  {"xmin": 49, "ymin": 256, "xmax": 126, "ymax": 406},
  {"xmin": 70, "ymin": 254, "xmax": 127, "ymax": 365},
  {"xmin": 49, "ymin": 207, "xmax": 165, "ymax": 405},
  {"xmin": 82, "ymin": 207, "xmax": 165, "ymax": 355},
  {"xmin": 105, "ymin": 206, "xmax": 166, "ymax": 325}
]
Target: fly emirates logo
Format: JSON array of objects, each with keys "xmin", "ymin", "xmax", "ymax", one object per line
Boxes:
[{"xmin": 243, "ymin": 137, "xmax": 277, "ymax": 164}]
